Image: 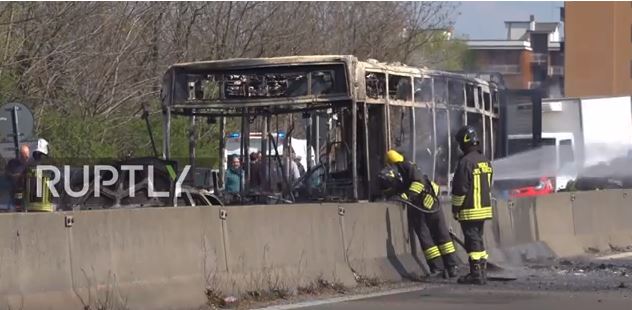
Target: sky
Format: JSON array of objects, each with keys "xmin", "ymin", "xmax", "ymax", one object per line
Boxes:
[{"xmin": 453, "ymin": 1, "xmax": 564, "ymax": 40}]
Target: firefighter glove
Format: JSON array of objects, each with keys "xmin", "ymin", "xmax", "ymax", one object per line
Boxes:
[{"xmin": 400, "ymin": 192, "xmax": 409, "ymax": 201}]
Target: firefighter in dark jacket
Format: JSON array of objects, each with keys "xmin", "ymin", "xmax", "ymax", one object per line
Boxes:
[
  {"xmin": 452, "ymin": 126, "xmax": 493, "ymax": 285},
  {"xmin": 381, "ymin": 149, "xmax": 458, "ymax": 278}
]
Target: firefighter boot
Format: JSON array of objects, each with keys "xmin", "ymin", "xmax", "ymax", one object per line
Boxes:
[
  {"xmin": 446, "ymin": 265, "xmax": 458, "ymax": 279},
  {"xmin": 479, "ymin": 258, "xmax": 488, "ymax": 284},
  {"xmin": 427, "ymin": 258, "xmax": 445, "ymax": 278},
  {"xmin": 457, "ymin": 260, "xmax": 484, "ymax": 285}
]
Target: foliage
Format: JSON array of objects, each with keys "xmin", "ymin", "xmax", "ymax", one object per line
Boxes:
[
  {"xmin": 39, "ymin": 106, "xmax": 221, "ymax": 167},
  {"xmin": 0, "ymin": 2, "xmax": 464, "ymax": 166}
]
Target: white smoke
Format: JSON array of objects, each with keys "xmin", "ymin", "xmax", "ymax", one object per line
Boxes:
[{"xmin": 493, "ymin": 143, "xmax": 632, "ymax": 182}]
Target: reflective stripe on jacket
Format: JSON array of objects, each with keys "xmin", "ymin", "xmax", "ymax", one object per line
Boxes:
[{"xmin": 451, "ymin": 150, "xmax": 493, "ymax": 221}]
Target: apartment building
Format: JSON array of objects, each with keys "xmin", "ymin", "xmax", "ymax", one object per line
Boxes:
[{"xmin": 466, "ymin": 15, "xmax": 564, "ymax": 98}]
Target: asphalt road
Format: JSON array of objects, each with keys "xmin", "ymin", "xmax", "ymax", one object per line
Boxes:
[
  {"xmin": 301, "ymin": 286, "xmax": 632, "ymax": 310},
  {"xmin": 295, "ymin": 255, "xmax": 632, "ymax": 310},
  {"xmin": 252, "ymin": 254, "xmax": 632, "ymax": 310}
]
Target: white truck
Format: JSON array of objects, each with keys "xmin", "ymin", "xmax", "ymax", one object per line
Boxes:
[
  {"xmin": 498, "ymin": 95, "xmax": 632, "ymax": 192},
  {"xmin": 503, "ymin": 132, "xmax": 575, "ymax": 191},
  {"xmin": 542, "ymin": 96, "xmax": 632, "ymax": 168}
]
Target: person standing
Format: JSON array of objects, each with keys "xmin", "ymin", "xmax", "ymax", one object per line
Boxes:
[
  {"xmin": 5, "ymin": 144, "xmax": 31, "ymax": 211},
  {"xmin": 452, "ymin": 126, "xmax": 494, "ymax": 285},
  {"xmin": 225, "ymin": 155, "xmax": 244, "ymax": 194},
  {"xmin": 249, "ymin": 152, "xmax": 263, "ymax": 190}
]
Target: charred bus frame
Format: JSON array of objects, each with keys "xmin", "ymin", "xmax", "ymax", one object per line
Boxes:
[{"xmin": 160, "ymin": 55, "xmax": 502, "ymax": 204}]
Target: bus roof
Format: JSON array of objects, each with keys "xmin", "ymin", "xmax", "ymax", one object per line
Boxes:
[
  {"xmin": 165, "ymin": 55, "xmax": 496, "ymax": 87},
  {"xmin": 167, "ymin": 55, "xmax": 355, "ymax": 72}
]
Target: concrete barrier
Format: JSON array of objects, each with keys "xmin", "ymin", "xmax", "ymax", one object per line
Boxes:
[
  {"xmin": 1, "ymin": 208, "xmax": 223, "ymax": 310},
  {"xmin": 220, "ymin": 204, "xmax": 356, "ymax": 292},
  {"xmin": 614, "ymin": 189, "xmax": 632, "ymax": 246},
  {"xmin": 444, "ymin": 196, "xmax": 558, "ymax": 266},
  {"xmin": 532, "ymin": 193, "xmax": 581, "ymax": 257},
  {"xmin": 510, "ymin": 189, "xmax": 632, "ymax": 258},
  {"xmin": 341, "ymin": 203, "xmax": 423, "ymax": 282},
  {"xmin": 493, "ymin": 199, "xmax": 517, "ymax": 248},
  {"xmin": 0, "ymin": 202, "xmax": 428, "ymax": 310},
  {"xmin": 570, "ymin": 190, "xmax": 632, "ymax": 251},
  {"xmin": 0, "ymin": 213, "xmax": 80, "ymax": 310},
  {"xmin": 3, "ymin": 190, "xmax": 632, "ymax": 310},
  {"xmin": 508, "ymin": 197, "xmax": 538, "ymax": 245},
  {"xmin": 70, "ymin": 207, "xmax": 215, "ymax": 309}
]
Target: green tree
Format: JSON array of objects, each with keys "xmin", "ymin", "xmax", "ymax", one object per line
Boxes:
[{"xmin": 407, "ymin": 31, "xmax": 472, "ymax": 71}]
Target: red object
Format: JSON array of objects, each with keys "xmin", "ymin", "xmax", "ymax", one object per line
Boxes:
[{"xmin": 510, "ymin": 177, "xmax": 554, "ymax": 198}]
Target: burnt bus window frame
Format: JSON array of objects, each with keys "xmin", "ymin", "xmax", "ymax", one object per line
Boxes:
[
  {"xmin": 414, "ymin": 105, "xmax": 436, "ymax": 178},
  {"xmin": 434, "ymin": 107, "xmax": 450, "ymax": 187},
  {"xmin": 483, "ymin": 90, "xmax": 491, "ymax": 111},
  {"xmin": 466, "ymin": 111, "xmax": 483, "ymax": 146},
  {"xmin": 414, "ymin": 77, "xmax": 433, "ymax": 103},
  {"xmin": 388, "ymin": 75, "xmax": 413, "ymax": 101},
  {"xmin": 493, "ymin": 117, "xmax": 501, "ymax": 159},
  {"xmin": 476, "ymin": 86, "xmax": 483, "ymax": 109},
  {"xmin": 492, "ymin": 90, "xmax": 500, "ymax": 114},
  {"xmin": 434, "ymin": 77, "xmax": 448, "ymax": 105},
  {"xmin": 484, "ymin": 115, "xmax": 492, "ymax": 157},
  {"xmin": 224, "ymin": 71, "xmax": 309, "ymax": 98},
  {"xmin": 171, "ymin": 64, "xmax": 349, "ymax": 103},
  {"xmin": 389, "ymin": 105, "xmax": 414, "ymax": 151},
  {"xmin": 448, "ymin": 79, "xmax": 466, "ymax": 107},
  {"xmin": 366, "ymin": 71, "xmax": 387, "ymax": 100},
  {"xmin": 465, "ymin": 83, "xmax": 476, "ymax": 108},
  {"xmin": 448, "ymin": 106, "xmax": 465, "ymax": 173}
]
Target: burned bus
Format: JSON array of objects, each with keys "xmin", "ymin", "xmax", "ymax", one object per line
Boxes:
[{"xmin": 160, "ymin": 55, "xmax": 502, "ymax": 204}]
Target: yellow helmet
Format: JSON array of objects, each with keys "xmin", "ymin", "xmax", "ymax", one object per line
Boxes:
[{"xmin": 386, "ymin": 149, "xmax": 404, "ymax": 164}]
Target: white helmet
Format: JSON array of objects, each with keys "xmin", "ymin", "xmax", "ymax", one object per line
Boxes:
[{"xmin": 35, "ymin": 138, "xmax": 49, "ymax": 156}]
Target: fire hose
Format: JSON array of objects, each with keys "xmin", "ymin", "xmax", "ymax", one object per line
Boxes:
[
  {"xmin": 390, "ymin": 196, "xmax": 509, "ymax": 275},
  {"xmin": 389, "ymin": 196, "xmax": 442, "ymax": 214}
]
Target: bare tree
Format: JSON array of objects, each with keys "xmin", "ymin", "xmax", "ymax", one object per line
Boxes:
[{"xmin": 0, "ymin": 1, "xmax": 459, "ymax": 158}]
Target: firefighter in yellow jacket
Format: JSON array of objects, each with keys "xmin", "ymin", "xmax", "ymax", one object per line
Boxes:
[
  {"xmin": 452, "ymin": 126, "xmax": 493, "ymax": 285},
  {"xmin": 25, "ymin": 138, "xmax": 54, "ymax": 212},
  {"xmin": 381, "ymin": 149, "xmax": 458, "ymax": 278}
]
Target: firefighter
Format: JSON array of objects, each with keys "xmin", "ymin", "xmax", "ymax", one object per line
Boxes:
[
  {"xmin": 381, "ymin": 149, "xmax": 458, "ymax": 278},
  {"xmin": 452, "ymin": 126, "xmax": 493, "ymax": 285},
  {"xmin": 31, "ymin": 138, "xmax": 49, "ymax": 165},
  {"xmin": 25, "ymin": 138, "xmax": 54, "ymax": 212}
]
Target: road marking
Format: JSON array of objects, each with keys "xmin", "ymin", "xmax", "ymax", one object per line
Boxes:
[
  {"xmin": 596, "ymin": 252, "xmax": 632, "ymax": 260},
  {"xmin": 252, "ymin": 286, "xmax": 431, "ymax": 310}
]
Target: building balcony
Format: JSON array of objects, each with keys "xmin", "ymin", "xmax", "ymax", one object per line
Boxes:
[
  {"xmin": 485, "ymin": 64, "xmax": 521, "ymax": 74},
  {"xmin": 548, "ymin": 65, "xmax": 564, "ymax": 76},
  {"xmin": 531, "ymin": 53, "xmax": 548, "ymax": 64}
]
